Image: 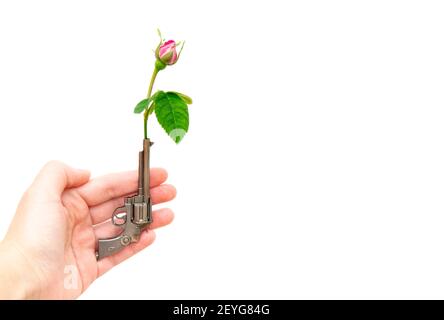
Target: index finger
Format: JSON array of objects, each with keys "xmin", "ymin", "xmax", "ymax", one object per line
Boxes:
[{"xmin": 76, "ymin": 168, "xmax": 168, "ymax": 206}]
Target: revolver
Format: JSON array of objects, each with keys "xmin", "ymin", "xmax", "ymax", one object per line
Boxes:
[{"xmin": 96, "ymin": 139, "xmax": 153, "ymax": 260}]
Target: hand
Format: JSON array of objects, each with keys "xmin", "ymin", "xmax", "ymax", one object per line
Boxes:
[{"xmin": 0, "ymin": 161, "xmax": 176, "ymax": 299}]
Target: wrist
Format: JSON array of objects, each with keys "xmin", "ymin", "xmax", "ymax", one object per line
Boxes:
[{"xmin": 0, "ymin": 241, "xmax": 41, "ymax": 299}]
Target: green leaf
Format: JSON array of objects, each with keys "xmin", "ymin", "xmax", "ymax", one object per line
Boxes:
[
  {"xmin": 154, "ymin": 91, "xmax": 189, "ymax": 143},
  {"xmin": 134, "ymin": 98, "xmax": 149, "ymax": 113},
  {"xmin": 133, "ymin": 91, "xmax": 162, "ymax": 114},
  {"xmin": 170, "ymin": 91, "xmax": 193, "ymax": 104}
]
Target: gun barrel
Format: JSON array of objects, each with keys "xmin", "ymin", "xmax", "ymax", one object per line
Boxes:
[
  {"xmin": 143, "ymin": 139, "xmax": 151, "ymax": 200},
  {"xmin": 138, "ymin": 151, "xmax": 143, "ymax": 196}
]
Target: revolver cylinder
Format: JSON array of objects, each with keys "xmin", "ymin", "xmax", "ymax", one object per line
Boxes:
[{"xmin": 133, "ymin": 200, "xmax": 149, "ymax": 225}]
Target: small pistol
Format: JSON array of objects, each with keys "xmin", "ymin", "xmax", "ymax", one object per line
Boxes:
[{"xmin": 96, "ymin": 139, "xmax": 153, "ymax": 260}]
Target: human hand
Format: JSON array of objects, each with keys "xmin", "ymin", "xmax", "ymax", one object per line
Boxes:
[{"xmin": 0, "ymin": 161, "xmax": 176, "ymax": 299}]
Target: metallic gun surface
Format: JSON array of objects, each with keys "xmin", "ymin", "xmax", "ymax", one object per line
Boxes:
[{"xmin": 96, "ymin": 139, "xmax": 153, "ymax": 260}]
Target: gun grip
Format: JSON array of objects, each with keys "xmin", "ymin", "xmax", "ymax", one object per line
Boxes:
[{"xmin": 97, "ymin": 234, "xmax": 130, "ymax": 260}]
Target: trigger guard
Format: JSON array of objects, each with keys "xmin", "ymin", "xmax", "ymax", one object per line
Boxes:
[{"xmin": 112, "ymin": 207, "xmax": 127, "ymax": 226}]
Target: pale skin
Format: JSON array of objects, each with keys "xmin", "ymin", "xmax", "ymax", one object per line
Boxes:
[{"xmin": 0, "ymin": 161, "xmax": 176, "ymax": 299}]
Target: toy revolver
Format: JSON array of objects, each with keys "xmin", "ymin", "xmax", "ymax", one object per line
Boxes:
[{"xmin": 96, "ymin": 139, "xmax": 153, "ymax": 260}]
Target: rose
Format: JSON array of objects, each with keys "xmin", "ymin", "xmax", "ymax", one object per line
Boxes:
[
  {"xmin": 158, "ymin": 40, "xmax": 178, "ymax": 65},
  {"xmin": 135, "ymin": 30, "xmax": 191, "ymax": 142},
  {"xmin": 155, "ymin": 31, "xmax": 184, "ymax": 70}
]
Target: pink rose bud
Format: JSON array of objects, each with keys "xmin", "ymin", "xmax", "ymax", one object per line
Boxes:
[{"xmin": 158, "ymin": 40, "xmax": 178, "ymax": 65}]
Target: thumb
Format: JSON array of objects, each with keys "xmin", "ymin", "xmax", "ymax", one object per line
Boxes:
[{"xmin": 30, "ymin": 161, "xmax": 90, "ymax": 200}]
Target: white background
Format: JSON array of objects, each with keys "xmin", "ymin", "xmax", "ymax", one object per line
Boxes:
[{"xmin": 0, "ymin": 0, "xmax": 443, "ymax": 299}]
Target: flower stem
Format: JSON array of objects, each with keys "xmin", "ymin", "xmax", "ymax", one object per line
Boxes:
[{"xmin": 144, "ymin": 67, "xmax": 159, "ymax": 139}]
